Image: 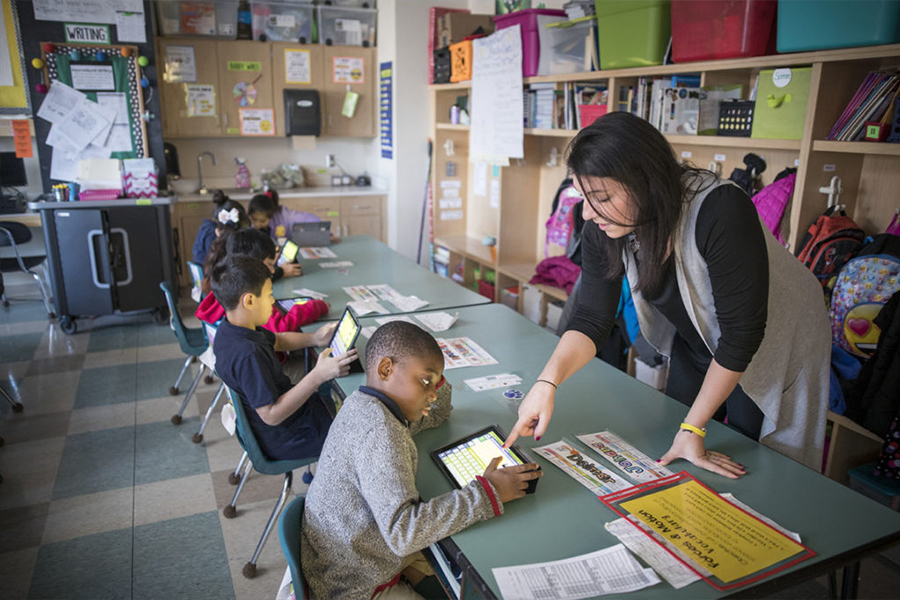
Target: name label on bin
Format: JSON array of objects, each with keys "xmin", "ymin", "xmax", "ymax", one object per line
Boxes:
[{"xmin": 772, "ymin": 69, "xmax": 792, "ymax": 88}]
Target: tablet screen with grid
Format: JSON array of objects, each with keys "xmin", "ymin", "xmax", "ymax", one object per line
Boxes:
[{"xmin": 436, "ymin": 430, "xmax": 523, "ymax": 488}]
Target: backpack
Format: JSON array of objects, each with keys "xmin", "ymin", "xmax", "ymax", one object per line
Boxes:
[
  {"xmin": 829, "ymin": 234, "xmax": 900, "ymax": 358},
  {"xmin": 796, "ymin": 206, "xmax": 866, "ymax": 291},
  {"xmin": 545, "ymin": 178, "xmax": 580, "ymax": 258}
]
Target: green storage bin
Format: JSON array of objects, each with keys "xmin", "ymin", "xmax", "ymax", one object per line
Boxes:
[
  {"xmin": 751, "ymin": 67, "xmax": 812, "ymax": 140},
  {"xmin": 594, "ymin": 0, "xmax": 671, "ymax": 69}
]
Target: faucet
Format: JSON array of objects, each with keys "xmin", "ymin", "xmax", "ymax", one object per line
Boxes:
[{"xmin": 197, "ymin": 151, "xmax": 216, "ymax": 194}]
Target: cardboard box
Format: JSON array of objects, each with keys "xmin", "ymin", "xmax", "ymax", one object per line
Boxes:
[{"xmin": 438, "ymin": 13, "xmax": 495, "ymax": 48}]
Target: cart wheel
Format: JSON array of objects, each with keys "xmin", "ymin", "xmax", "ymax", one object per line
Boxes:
[
  {"xmin": 153, "ymin": 307, "xmax": 169, "ymax": 325},
  {"xmin": 48, "ymin": 312, "xmax": 56, "ymax": 319},
  {"xmin": 60, "ymin": 316, "xmax": 77, "ymax": 335}
]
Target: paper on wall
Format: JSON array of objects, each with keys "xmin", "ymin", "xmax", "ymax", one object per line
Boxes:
[
  {"xmin": 439, "ymin": 198, "xmax": 462, "ymax": 210},
  {"xmin": 490, "ymin": 179, "xmax": 501, "ymax": 209},
  {"xmin": 164, "ymin": 45, "xmax": 197, "ymax": 83},
  {"xmin": 36, "ymin": 82, "xmax": 87, "ymax": 124},
  {"xmin": 96, "ymin": 92, "xmax": 133, "ymax": 152},
  {"xmin": 70, "ymin": 63, "xmax": 115, "ymax": 91},
  {"xmin": 285, "ymin": 49, "xmax": 311, "ymax": 84},
  {"xmin": 473, "ymin": 161, "xmax": 487, "ymax": 196},
  {"xmin": 470, "ymin": 27, "xmax": 524, "ymax": 164},
  {"xmin": 49, "ymin": 147, "xmax": 80, "ymax": 182},
  {"xmin": 440, "ymin": 210, "xmax": 463, "ymax": 221},
  {"xmin": 33, "ymin": 0, "xmax": 143, "ymax": 24},
  {"xmin": 115, "ymin": 10, "xmax": 146, "ymax": 43},
  {"xmin": 57, "ymin": 99, "xmax": 115, "ymax": 151},
  {"xmin": 185, "ymin": 84, "xmax": 216, "ymax": 117}
]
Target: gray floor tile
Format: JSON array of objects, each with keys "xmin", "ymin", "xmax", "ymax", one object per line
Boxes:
[
  {"xmin": 85, "ymin": 322, "xmax": 139, "ymax": 353},
  {"xmin": 136, "ymin": 358, "xmax": 189, "ymax": 401},
  {"xmin": 73, "ymin": 363, "xmax": 137, "ymax": 409},
  {"xmin": 0, "ymin": 300, "xmax": 50, "ymax": 324},
  {"xmin": 135, "ymin": 417, "xmax": 210, "ymax": 487},
  {"xmin": 0, "ymin": 502, "xmax": 49, "ymax": 554},
  {"xmin": 0, "ymin": 332, "xmax": 44, "ymax": 363},
  {"xmin": 28, "ymin": 527, "xmax": 132, "ymax": 600},
  {"xmin": 133, "ymin": 511, "xmax": 235, "ymax": 600},
  {"xmin": 136, "ymin": 321, "xmax": 181, "ymax": 348},
  {"xmin": 52, "ymin": 426, "xmax": 135, "ymax": 501}
]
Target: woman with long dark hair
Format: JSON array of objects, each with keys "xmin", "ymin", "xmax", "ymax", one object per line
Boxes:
[{"xmin": 504, "ymin": 112, "xmax": 830, "ymax": 475}]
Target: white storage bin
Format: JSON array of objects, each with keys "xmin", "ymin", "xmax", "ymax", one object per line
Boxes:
[
  {"xmin": 545, "ymin": 300, "xmax": 564, "ymax": 333},
  {"xmin": 251, "ymin": 0, "xmax": 316, "ymax": 42},
  {"xmin": 634, "ymin": 357, "xmax": 667, "ymax": 391},
  {"xmin": 156, "ymin": 1, "xmax": 239, "ymax": 38},
  {"xmin": 522, "ymin": 284, "xmax": 542, "ymax": 325},
  {"xmin": 537, "ymin": 17, "xmax": 592, "ymax": 76},
  {"xmin": 318, "ymin": 6, "xmax": 376, "ymax": 46}
]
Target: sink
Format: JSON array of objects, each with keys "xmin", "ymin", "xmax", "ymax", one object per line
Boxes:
[{"xmin": 168, "ymin": 178, "xmax": 199, "ymax": 195}]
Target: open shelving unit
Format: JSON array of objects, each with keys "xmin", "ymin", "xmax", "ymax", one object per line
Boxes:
[{"xmin": 428, "ymin": 43, "xmax": 900, "ymax": 328}]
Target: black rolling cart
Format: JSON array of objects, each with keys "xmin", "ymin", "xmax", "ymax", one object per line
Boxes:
[{"xmin": 28, "ymin": 198, "xmax": 178, "ymax": 334}]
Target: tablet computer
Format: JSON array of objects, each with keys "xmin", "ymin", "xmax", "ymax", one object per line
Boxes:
[
  {"xmin": 431, "ymin": 425, "xmax": 540, "ymax": 493},
  {"xmin": 328, "ymin": 307, "xmax": 364, "ymax": 373},
  {"xmin": 293, "ymin": 221, "xmax": 331, "ymax": 247},
  {"xmin": 276, "ymin": 240, "xmax": 300, "ymax": 267},
  {"xmin": 275, "ymin": 296, "xmax": 312, "ymax": 314}
]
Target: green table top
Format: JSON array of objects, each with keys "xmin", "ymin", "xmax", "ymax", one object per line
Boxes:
[
  {"xmin": 271, "ymin": 235, "xmax": 489, "ymax": 321},
  {"xmin": 332, "ymin": 303, "xmax": 900, "ymax": 599}
]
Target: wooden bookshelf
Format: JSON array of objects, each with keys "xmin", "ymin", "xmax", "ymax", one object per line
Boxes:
[
  {"xmin": 665, "ymin": 135, "xmax": 802, "ymax": 150},
  {"xmin": 812, "ymin": 140, "xmax": 900, "ymax": 156}
]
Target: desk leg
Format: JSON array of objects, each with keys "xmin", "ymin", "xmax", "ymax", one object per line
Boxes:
[
  {"xmin": 828, "ymin": 569, "xmax": 838, "ymax": 600},
  {"xmin": 841, "ymin": 561, "xmax": 860, "ymax": 600}
]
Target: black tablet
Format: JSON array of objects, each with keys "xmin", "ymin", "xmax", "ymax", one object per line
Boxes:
[
  {"xmin": 329, "ymin": 307, "xmax": 361, "ymax": 357},
  {"xmin": 275, "ymin": 296, "xmax": 312, "ymax": 314},
  {"xmin": 276, "ymin": 240, "xmax": 300, "ymax": 267},
  {"xmin": 431, "ymin": 425, "xmax": 540, "ymax": 493}
]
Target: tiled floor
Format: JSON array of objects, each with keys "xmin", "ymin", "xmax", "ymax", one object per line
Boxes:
[{"xmin": 3, "ymin": 270, "xmax": 900, "ymax": 599}]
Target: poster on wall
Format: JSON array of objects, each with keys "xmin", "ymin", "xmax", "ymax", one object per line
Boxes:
[
  {"xmin": 164, "ymin": 45, "xmax": 197, "ymax": 83},
  {"xmin": 33, "ymin": 0, "xmax": 143, "ymax": 24},
  {"xmin": 333, "ymin": 56, "xmax": 364, "ymax": 84},
  {"xmin": 239, "ymin": 108, "xmax": 275, "ymax": 136},
  {"xmin": 285, "ymin": 49, "xmax": 311, "ymax": 84},
  {"xmin": 380, "ymin": 61, "xmax": 392, "ymax": 159},
  {"xmin": 185, "ymin": 84, "xmax": 216, "ymax": 117}
]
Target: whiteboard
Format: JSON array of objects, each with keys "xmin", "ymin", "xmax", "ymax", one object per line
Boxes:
[
  {"xmin": 470, "ymin": 26, "xmax": 524, "ymax": 165},
  {"xmin": 33, "ymin": 0, "xmax": 143, "ymax": 25}
]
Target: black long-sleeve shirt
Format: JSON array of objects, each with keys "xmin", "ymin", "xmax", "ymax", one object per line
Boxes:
[{"xmin": 567, "ymin": 184, "xmax": 769, "ymax": 372}]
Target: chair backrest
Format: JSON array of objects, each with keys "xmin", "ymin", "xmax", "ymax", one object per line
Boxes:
[
  {"xmin": 0, "ymin": 222, "xmax": 32, "ymax": 247},
  {"xmin": 278, "ymin": 495, "xmax": 307, "ymax": 600},
  {"xmin": 158, "ymin": 281, "xmax": 199, "ymax": 355},
  {"xmin": 224, "ymin": 386, "xmax": 316, "ymax": 476}
]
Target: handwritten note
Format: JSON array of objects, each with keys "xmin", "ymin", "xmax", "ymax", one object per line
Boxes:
[{"xmin": 470, "ymin": 27, "xmax": 524, "ymax": 164}]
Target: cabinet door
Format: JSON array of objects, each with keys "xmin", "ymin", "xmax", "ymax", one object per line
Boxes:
[
  {"xmin": 157, "ymin": 39, "xmax": 222, "ymax": 138},
  {"xmin": 282, "ymin": 197, "xmax": 342, "ymax": 230},
  {"xmin": 321, "ymin": 46, "xmax": 375, "ymax": 137},
  {"xmin": 271, "ymin": 43, "xmax": 323, "ymax": 137},
  {"xmin": 340, "ymin": 196, "xmax": 383, "ymax": 241},
  {"xmin": 216, "ymin": 41, "xmax": 276, "ymax": 137}
]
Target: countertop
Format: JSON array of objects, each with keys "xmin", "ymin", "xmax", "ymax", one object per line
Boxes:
[
  {"xmin": 28, "ymin": 197, "xmax": 176, "ymax": 210},
  {"xmin": 175, "ymin": 186, "xmax": 386, "ymax": 201}
]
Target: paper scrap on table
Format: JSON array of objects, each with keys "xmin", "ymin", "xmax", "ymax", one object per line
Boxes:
[
  {"xmin": 436, "ymin": 337, "xmax": 497, "ymax": 370},
  {"xmin": 319, "ymin": 261, "xmax": 353, "ymax": 269},
  {"xmin": 299, "ymin": 247, "xmax": 337, "ymax": 259},
  {"xmin": 577, "ymin": 431, "xmax": 673, "ymax": 483},
  {"xmin": 375, "ymin": 315, "xmax": 416, "ymax": 325},
  {"xmin": 493, "ymin": 543, "xmax": 660, "ymax": 600},
  {"xmin": 605, "ymin": 517, "xmax": 702, "ymax": 590},
  {"xmin": 390, "ymin": 295, "xmax": 429, "ymax": 312},
  {"xmin": 464, "ymin": 372, "xmax": 521, "ymax": 392},
  {"xmin": 36, "ymin": 82, "xmax": 87, "ymax": 124},
  {"xmin": 415, "ymin": 311, "xmax": 458, "ymax": 332},
  {"xmin": 291, "ymin": 288, "xmax": 327, "ymax": 300},
  {"xmin": 534, "ymin": 440, "xmax": 633, "ymax": 497},
  {"xmin": 349, "ymin": 300, "xmax": 389, "ymax": 316},
  {"xmin": 360, "ymin": 326, "xmax": 377, "ymax": 339},
  {"xmin": 344, "ymin": 285, "xmax": 379, "ymax": 302}
]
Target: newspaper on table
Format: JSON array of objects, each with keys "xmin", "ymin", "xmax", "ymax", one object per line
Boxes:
[
  {"xmin": 577, "ymin": 431, "xmax": 673, "ymax": 483},
  {"xmin": 436, "ymin": 337, "xmax": 497, "ymax": 370},
  {"xmin": 493, "ymin": 543, "xmax": 660, "ymax": 600},
  {"xmin": 534, "ymin": 439, "xmax": 633, "ymax": 497}
]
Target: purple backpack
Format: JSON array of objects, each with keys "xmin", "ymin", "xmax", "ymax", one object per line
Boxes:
[{"xmin": 545, "ymin": 185, "xmax": 581, "ymax": 258}]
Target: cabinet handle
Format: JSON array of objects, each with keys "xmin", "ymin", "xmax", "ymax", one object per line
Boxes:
[{"xmin": 328, "ymin": 114, "xmax": 333, "ymax": 127}]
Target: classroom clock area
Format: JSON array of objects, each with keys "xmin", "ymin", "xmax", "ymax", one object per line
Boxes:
[{"xmin": 3, "ymin": 2, "xmax": 900, "ymax": 600}]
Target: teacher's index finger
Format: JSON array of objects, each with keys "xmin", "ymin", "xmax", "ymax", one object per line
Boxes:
[{"xmin": 503, "ymin": 416, "xmax": 534, "ymax": 448}]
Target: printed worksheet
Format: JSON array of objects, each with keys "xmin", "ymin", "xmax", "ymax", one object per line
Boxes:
[
  {"xmin": 493, "ymin": 544, "xmax": 660, "ymax": 600},
  {"xmin": 464, "ymin": 372, "xmax": 521, "ymax": 392},
  {"xmin": 374, "ymin": 315, "xmax": 416, "ymax": 325},
  {"xmin": 344, "ymin": 286, "xmax": 379, "ymax": 302},
  {"xmin": 415, "ymin": 311, "xmax": 458, "ymax": 332},
  {"xmin": 605, "ymin": 517, "xmax": 702, "ymax": 589},
  {"xmin": 435, "ymin": 337, "xmax": 497, "ymax": 370},
  {"xmin": 291, "ymin": 288, "xmax": 327, "ymax": 299},
  {"xmin": 577, "ymin": 431, "xmax": 673, "ymax": 483},
  {"xmin": 299, "ymin": 247, "xmax": 337, "ymax": 259},
  {"xmin": 534, "ymin": 440, "xmax": 633, "ymax": 497},
  {"xmin": 319, "ymin": 261, "xmax": 354, "ymax": 268},
  {"xmin": 348, "ymin": 300, "xmax": 389, "ymax": 316}
]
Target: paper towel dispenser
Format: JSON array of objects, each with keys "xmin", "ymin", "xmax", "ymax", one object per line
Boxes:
[{"xmin": 284, "ymin": 89, "xmax": 321, "ymax": 137}]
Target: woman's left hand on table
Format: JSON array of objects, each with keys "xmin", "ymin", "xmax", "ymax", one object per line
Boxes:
[{"xmin": 658, "ymin": 430, "xmax": 746, "ymax": 479}]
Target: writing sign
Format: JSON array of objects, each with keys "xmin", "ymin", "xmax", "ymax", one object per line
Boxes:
[{"xmin": 64, "ymin": 23, "xmax": 110, "ymax": 44}]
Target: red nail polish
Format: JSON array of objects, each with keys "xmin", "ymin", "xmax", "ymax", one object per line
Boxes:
[
  {"xmin": 656, "ymin": 459, "xmax": 661, "ymax": 463},
  {"xmin": 535, "ymin": 436, "xmax": 541, "ymax": 441}
]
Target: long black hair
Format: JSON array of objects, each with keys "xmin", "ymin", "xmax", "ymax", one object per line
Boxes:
[{"xmin": 566, "ymin": 111, "xmax": 713, "ymax": 295}]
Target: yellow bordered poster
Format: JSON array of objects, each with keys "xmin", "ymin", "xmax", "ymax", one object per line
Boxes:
[{"xmin": 601, "ymin": 472, "xmax": 814, "ymax": 590}]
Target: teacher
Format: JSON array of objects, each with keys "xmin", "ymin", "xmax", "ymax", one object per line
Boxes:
[{"xmin": 505, "ymin": 113, "xmax": 830, "ymax": 476}]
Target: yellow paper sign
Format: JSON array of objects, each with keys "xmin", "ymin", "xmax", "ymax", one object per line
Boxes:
[
  {"xmin": 228, "ymin": 61, "xmax": 261, "ymax": 71},
  {"xmin": 621, "ymin": 480, "xmax": 805, "ymax": 583}
]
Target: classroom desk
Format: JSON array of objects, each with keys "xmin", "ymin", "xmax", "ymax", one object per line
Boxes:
[
  {"xmin": 272, "ymin": 235, "xmax": 489, "ymax": 321},
  {"xmin": 331, "ymin": 303, "xmax": 900, "ymax": 600}
]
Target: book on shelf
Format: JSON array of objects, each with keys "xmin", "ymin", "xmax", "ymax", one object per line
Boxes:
[{"xmin": 828, "ymin": 71, "xmax": 900, "ymax": 142}]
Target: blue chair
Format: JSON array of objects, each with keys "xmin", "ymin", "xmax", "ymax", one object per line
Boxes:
[
  {"xmin": 158, "ymin": 282, "xmax": 214, "ymax": 424},
  {"xmin": 278, "ymin": 495, "xmax": 308, "ymax": 600},
  {"xmin": 224, "ymin": 386, "xmax": 317, "ymax": 579}
]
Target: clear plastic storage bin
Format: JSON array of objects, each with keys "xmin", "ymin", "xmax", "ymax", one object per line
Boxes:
[
  {"xmin": 538, "ymin": 18, "xmax": 593, "ymax": 76},
  {"xmin": 156, "ymin": 1, "xmax": 239, "ymax": 38},
  {"xmin": 250, "ymin": 0, "xmax": 315, "ymax": 42},
  {"xmin": 317, "ymin": 6, "xmax": 377, "ymax": 46}
]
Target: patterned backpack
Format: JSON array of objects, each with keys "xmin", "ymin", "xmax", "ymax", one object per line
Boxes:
[
  {"xmin": 797, "ymin": 206, "xmax": 867, "ymax": 292},
  {"xmin": 544, "ymin": 179, "xmax": 581, "ymax": 258},
  {"xmin": 829, "ymin": 234, "xmax": 900, "ymax": 358}
]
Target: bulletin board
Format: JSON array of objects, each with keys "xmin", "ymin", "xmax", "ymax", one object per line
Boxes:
[
  {"xmin": 40, "ymin": 42, "xmax": 148, "ymax": 157},
  {"xmin": 0, "ymin": 0, "xmax": 30, "ymax": 113}
]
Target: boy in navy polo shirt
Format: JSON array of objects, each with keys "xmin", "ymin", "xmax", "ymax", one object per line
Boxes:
[{"xmin": 211, "ymin": 256, "xmax": 358, "ymax": 460}]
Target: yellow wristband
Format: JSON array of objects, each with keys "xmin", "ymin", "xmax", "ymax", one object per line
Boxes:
[{"xmin": 680, "ymin": 422, "xmax": 707, "ymax": 438}]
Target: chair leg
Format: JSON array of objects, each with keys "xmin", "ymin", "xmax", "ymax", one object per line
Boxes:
[
  {"xmin": 29, "ymin": 269, "xmax": 55, "ymax": 319},
  {"xmin": 0, "ymin": 386, "xmax": 23, "ymax": 413},
  {"xmin": 229, "ymin": 451, "xmax": 248, "ymax": 485},
  {"xmin": 243, "ymin": 471, "xmax": 294, "ymax": 579},
  {"xmin": 193, "ymin": 383, "xmax": 225, "ymax": 443},
  {"xmin": 171, "ymin": 365, "xmax": 205, "ymax": 425},
  {"xmin": 224, "ymin": 459, "xmax": 253, "ymax": 518},
  {"xmin": 170, "ymin": 355, "xmax": 193, "ymax": 396}
]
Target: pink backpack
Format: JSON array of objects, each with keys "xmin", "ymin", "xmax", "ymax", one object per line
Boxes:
[
  {"xmin": 751, "ymin": 172, "xmax": 796, "ymax": 244},
  {"xmin": 545, "ymin": 184, "xmax": 581, "ymax": 258}
]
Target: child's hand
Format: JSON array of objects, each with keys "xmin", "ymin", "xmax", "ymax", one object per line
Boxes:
[
  {"xmin": 483, "ymin": 456, "xmax": 542, "ymax": 503},
  {"xmin": 313, "ymin": 322, "xmax": 337, "ymax": 346},
  {"xmin": 330, "ymin": 233, "xmax": 341, "ymax": 244},
  {"xmin": 313, "ymin": 348, "xmax": 359, "ymax": 381},
  {"xmin": 282, "ymin": 263, "xmax": 303, "ymax": 277}
]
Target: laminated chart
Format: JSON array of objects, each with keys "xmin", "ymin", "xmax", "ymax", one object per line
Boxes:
[{"xmin": 577, "ymin": 431, "xmax": 673, "ymax": 483}]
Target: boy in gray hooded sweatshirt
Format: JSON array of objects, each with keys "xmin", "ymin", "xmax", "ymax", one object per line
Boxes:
[{"xmin": 301, "ymin": 321, "xmax": 542, "ymax": 599}]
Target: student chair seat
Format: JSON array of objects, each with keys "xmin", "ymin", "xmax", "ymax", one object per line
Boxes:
[
  {"xmin": 277, "ymin": 495, "xmax": 308, "ymax": 600},
  {"xmin": 224, "ymin": 386, "xmax": 317, "ymax": 579},
  {"xmin": 158, "ymin": 282, "xmax": 215, "ymax": 424},
  {"xmin": 0, "ymin": 222, "xmax": 54, "ymax": 318}
]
